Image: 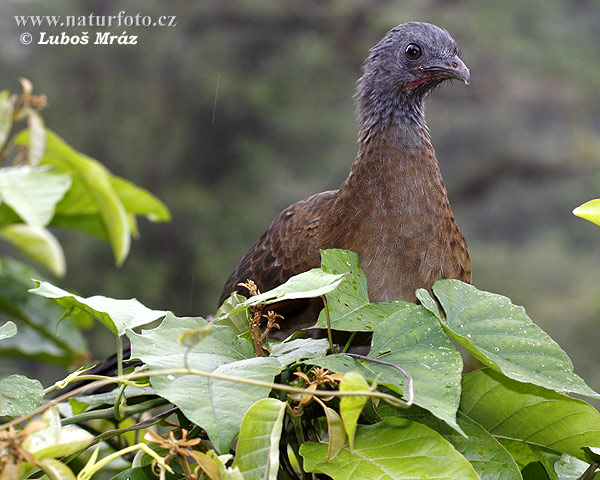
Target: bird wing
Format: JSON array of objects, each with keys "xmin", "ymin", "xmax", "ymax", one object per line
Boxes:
[{"xmin": 219, "ymin": 190, "xmax": 337, "ymax": 305}]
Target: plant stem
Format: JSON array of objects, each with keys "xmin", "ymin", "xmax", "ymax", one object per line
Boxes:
[
  {"xmin": 2, "ymin": 367, "xmax": 410, "ymax": 430},
  {"xmin": 116, "ymin": 335, "xmax": 124, "ymax": 378},
  {"xmin": 61, "ymin": 398, "xmax": 169, "ymax": 426},
  {"xmin": 321, "ymin": 295, "xmax": 335, "ymax": 354}
]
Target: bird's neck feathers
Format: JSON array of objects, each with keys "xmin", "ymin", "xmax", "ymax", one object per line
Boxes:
[
  {"xmin": 339, "ymin": 81, "xmax": 447, "ymax": 212},
  {"xmin": 354, "ymin": 75, "xmax": 431, "ymax": 148}
]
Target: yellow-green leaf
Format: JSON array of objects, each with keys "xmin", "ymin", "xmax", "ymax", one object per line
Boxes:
[
  {"xmin": 0, "ymin": 224, "xmax": 65, "ymax": 276},
  {"xmin": 339, "ymin": 371, "xmax": 369, "ymax": 449},
  {"xmin": 573, "ymin": 199, "xmax": 600, "ymax": 227}
]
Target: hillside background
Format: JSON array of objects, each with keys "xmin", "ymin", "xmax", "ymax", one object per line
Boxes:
[{"xmin": 1, "ymin": 0, "xmax": 599, "ymax": 390}]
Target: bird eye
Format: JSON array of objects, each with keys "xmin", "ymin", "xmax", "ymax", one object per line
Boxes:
[{"xmin": 405, "ymin": 43, "xmax": 422, "ymax": 60}]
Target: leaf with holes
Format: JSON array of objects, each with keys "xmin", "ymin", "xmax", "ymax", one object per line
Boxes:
[{"xmin": 315, "ymin": 249, "xmax": 409, "ymax": 331}]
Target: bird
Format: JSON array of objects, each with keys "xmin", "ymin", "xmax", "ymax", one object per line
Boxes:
[{"xmin": 219, "ymin": 22, "xmax": 472, "ymax": 339}]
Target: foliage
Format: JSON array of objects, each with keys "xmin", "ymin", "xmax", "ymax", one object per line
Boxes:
[
  {"xmin": 574, "ymin": 199, "xmax": 600, "ymax": 227},
  {"xmin": 2, "ymin": 248, "xmax": 600, "ymax": 479},
  {"xmin": 0, "ymin": 81, "xmax": 170, "ymax": 369}
]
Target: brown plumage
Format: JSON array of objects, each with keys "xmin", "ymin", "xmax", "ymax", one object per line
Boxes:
[{"xmin": 220, "ymin": 22, "xmax": 471, "ymax": 336}]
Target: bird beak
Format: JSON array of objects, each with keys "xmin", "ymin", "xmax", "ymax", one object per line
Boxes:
[{"xmin": 424, "ymin": 55, "xmax": 470, "ymax": 85}]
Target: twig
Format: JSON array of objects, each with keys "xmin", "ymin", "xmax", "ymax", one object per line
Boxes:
[
  {"xmin": 321, "ymin": 295, "xmax": 335, "ymax": 354},
  {"xmin": 345, "ymin": 353, "xmax": 413, "ymax": 407}
]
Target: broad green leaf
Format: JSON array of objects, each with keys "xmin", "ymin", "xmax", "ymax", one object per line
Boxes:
[
  {"xmin": 431, "ymin": 280, "xmax": 598, "ymax": 399},
  {"xmin": 268, "ymin": 337, "xmax": 329, "ymax": 367},
  {"xmin": 554, "ymin": 454, "xmax": 593, "ymax": 480},
  {"xmin": 322, "ymin": 405, "xmax": 346, "ymax": 461},
  {"xmin": 0, "ymin": 224, "xmax": 65, "ymax": 276},
  {"xmin": 16, "ymin": 129, "xmax": 131, "ymax": 265},
  {"xmin": 23, "ymin": 407, "xmax": 94, "ymax": 460},
  {"xmin": 27, "ymin": 110, "xmax": 46, "ymax": 166},
  {"xmin": 129, "ymin": 313, "xmax": 281, "ymax": 453},
  {"xmin": 300, "ymin": 418, "xmax": 479, "ymax": 479},
  {"xmin": 461, "ymin": 368, "xmax": 600, "ymax": 461},
  {"xmin": 0, "ymin": 165, "xmax": 71, "ymax": 227},
  {"xmin": 499, "ymin": 439, "xmax": 541, "ymax": 470},
  {"xmin": 218, "ymin": 268, "xmax": 346, "ymax": 320},
  {"xmin": 339, "ymin": 371, "xmax": 369, "ymax": 449},
  {"xmin": 37, "ymin": 458, "xmax": 77, "ymax": 480},
  {"xmin": 0, "ymin": 374, "xmax": 43, "ymax": 416},
  {"xmin": 311, "ymin": 310, "xmax": 465, "ymax": 435},
  {"xmin": 315, "ymin": 249, "xmax": 409, "ymax": 331},
  {"xmin": 378, "ymin": 404, "xmax": 521, "ymax": 480},
  {"xmin": 573, "ymin": 199, "xmax": 600, "ymax": 227},
  {"xmin": 30, "ymin": 280, "xmax": 167, "ymax": 336},
  {"xmin": 0, "ymin": 258, "xmax": 88, "ymax": 366},
  {"xmin": 0, "ymin": 320, "xmax": 17, "ymax": 340},
  {"xmin": 109, "ymin": 175, "xmax": 170, "ymax": 222},
  {"xmin": 0, "ymin": 90, "xmax": 15, "ymax": 152},
  {"xmin": 369, "ymin": 303, "xmax": 463, "ymax": 432},
  {"xmin": 214, "ymin": 292, "xmax": 250, "ymax": 335},
  {"xmin": 416, "ymin": 287, "xmax": 441, "ymax": 317},
  {"xmin": 233, "ymin": 398, "xmax": 286, "ymax": 480}
]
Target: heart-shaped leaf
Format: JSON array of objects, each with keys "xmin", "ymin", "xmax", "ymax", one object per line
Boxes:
[
  {"xmin": 429, "ymin": 280, "xmax": 598, "ymax": 399},
  {"xmin": 300, "ymin": 418, "xmax": 479, "ymax": 479},
  {"xmin": 461, "ymin": 368, "xmax": 600, "ymax": 461}
]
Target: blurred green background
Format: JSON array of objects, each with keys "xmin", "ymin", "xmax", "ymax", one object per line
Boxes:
[{"xmin": 1, "ymin": 0, "xmax": 599, "ymax": 389}]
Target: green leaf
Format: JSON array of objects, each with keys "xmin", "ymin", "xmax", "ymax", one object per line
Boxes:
[
  {"xmin": 0, "ymin": 90, "xmax": 15, "ymax": 152},
  {"xmin": 554, "ymin": 454, "xmax": 593, "ymax": 480},
  {"xmin": 0, "ymin": 258, "xmax": 88, "ymax": 366},
  {"xmin": 300, "ymin": 418, "xmax": 479, "ymax": 479},
  {"xmin": 24, "ymin": 411, "xmax": 94, "ymax": 460},
  {"xmin": 213, "ymin": 292, "xmax": 251, "ymax": 335},
  {"xmin": 37, "ymin": 458, "xmax": 77, "ymax": 480},
  {"xmin": 268, "ymin": 337, "xmax": 329, "ymax": 367},
  {"xmin": 0, "ymin": 224, "xmax": 65, "ymax": 276},
  {"xmin": 322, "ymin": 405, "xmax": 346, "ymax": 461},
  {"xmin": 431, "ymin": 280, "xmax": 599, "ymax": 399},
  {"xmin": 573, "ymin": 199, "xmax": 600, "ymax": 227},
  {"xmin": 0, "ymin": 320, "xmax": 17, "ymax": 340},
  {"xmin": 0, "ymin": 165, "xmax": 71, "ymax": 227},
  {"xmin": 233, "ymin": 398, "xmax": 286, "ymax": 480},
  {"xmin": 129, "ymin": 313, "xmax": 281, "ymax": 453},
  {"xmin": 218, "ymin": 268, "xmax": 346, "ymax": 321},
  {"xmin": 378, "ymin": 404, "xmax": 522, "ymax": 480},
  {"xmin": 0, "ymin": 374, "xmax": 43, "ymax": 416},
  {"xmin": 369, "ymin": 303, "xmax": 464, "ymax": 432},
  {"xmin": 315, "ymin": 249, "xmax": 409, "ymax": 331},
  {"xmin": 30, "ymin": 280, "xmax": 167, "ymax": 336},
  {"xmin": 339, "ymin": 371, "xmax": 369, "ymax": 449},
  {"xmin": 19, "ymin": 129, "xmax": 131, "ymax": 265},
  {"xmin": 109, "ymin": 175, "xmax": 171, "ymax": 222},
  {"xmin": 27, "ymin": 110, "xmax": 46, "ymax": 166},
  {"xmin": 461, "ymin": 368, "xmax": 600, "ymax": 461}
]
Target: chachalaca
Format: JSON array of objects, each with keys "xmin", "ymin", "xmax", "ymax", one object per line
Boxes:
[
  {"xmin": 66, "ymin": 22, "xmax": 471, "ymax": 388},
  {"xmin": 220, "ymin": 22, "xmax": 471, "ymax": 338}
]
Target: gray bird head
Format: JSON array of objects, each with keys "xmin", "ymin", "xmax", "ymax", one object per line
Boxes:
[{"xmin": 356, "ymin": 22, "xmax": 469, "ymax": 141}]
